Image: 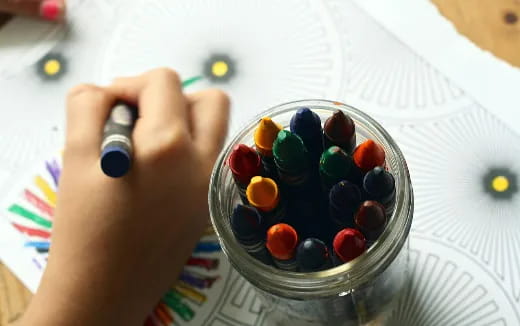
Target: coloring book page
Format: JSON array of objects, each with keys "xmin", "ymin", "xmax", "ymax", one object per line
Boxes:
[{"xmin": 0, "ymin": 0, "xmax": 519, "ymax": 325}]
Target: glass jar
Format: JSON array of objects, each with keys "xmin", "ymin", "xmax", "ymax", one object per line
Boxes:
[{"xmin": 209, "ymin": 100, "xmax": 413, "ymax": 326}]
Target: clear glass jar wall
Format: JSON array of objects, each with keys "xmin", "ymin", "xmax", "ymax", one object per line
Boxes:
[{"xmin": 209, "ymin": 100, "xmax": 414, "ymax": 326}]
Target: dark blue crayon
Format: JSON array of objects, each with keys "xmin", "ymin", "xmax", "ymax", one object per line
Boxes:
[
  {"xmin": 329, "ymin": 180, "xmax": 363, "ymax": 229},
  {"xmin": 290, "ymin": 107, "xmax": 323, "ymax": 167},
  {"xmin": 363, "ymin": 166, "xmax": 396, "ymax": 216},
  {"xmin": 296, "ymin": 238, "xmax": 332, "ymax": 272},
  {"xmin": 100, "ymin": 102, "xmax": 138, "ymax": 178},
  {"xmin": 230, "ymin": 204, "xmax": 273, "ymax": 265},
  {"xmin": 194, "ymin": 242, "xmax": 222, "ymax": 253}
]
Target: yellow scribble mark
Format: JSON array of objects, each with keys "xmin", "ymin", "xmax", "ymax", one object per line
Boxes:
[{"xmin": 35, "ymin": 176, "xmax": 56, "ymax": 206}]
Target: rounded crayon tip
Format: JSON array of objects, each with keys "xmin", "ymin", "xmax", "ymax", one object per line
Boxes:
[
  {"xmin": 324, "ymin": 110, "xmax": 356, "ymax": 152},
  {"xmin": 320, "ymin": 146, "xmax": 353, "ymax": 178},
  {"xmin": 296, "ymin": 238, "xmax": 330, "ymax": 272},
  {"xmin": 266, "ymin": 223, "xmax": 298, "ymax": 260},
  {"xmin": 230, "ymin": 204, "xmax": 263, "ymax": 240},
  {"xmin": 246, "ymin": 176, "xmax": 280, "ymax": 212},
  {"xmin": 329, "ymin": 180, "xmax": 362, "ymax": 210},
  {"xmin": 353, "ymin": 140, "xmax": 385, "ymax": 173},
  {"xmin": 272, "ymin": 130, "xmax": 307, "ymax": 164},
  {"xmin": 333, "ymin": 228, "xmax": 366, "ymax": 263},
  {"xmin": 254, "ymin": 117, "xmax": 283, "ymax": 156},
  {"xmin": 355, "ymin": 201, "xmax": 387, "ymax": 236},
  {"xmin": 363, "ymin": 166, "xmax": 395, "ymax": 198},
  {"xmin": 228, "ymin": 144, "xmax": 262, "ymax": 184},
  {"xmin": 290, "ymin": 107, "xmax": 322, "ymax": 138},
  {"xmin": 100, "ymin": 146, "xmax": 131, "ymax": 178}
]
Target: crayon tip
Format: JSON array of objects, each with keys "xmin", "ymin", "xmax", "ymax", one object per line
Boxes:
[
  {"xmin": 266, "ymin": 223, "xmax": 298, "ymax": 260},
  {"xmin": 320, "ymin": 146, "xmax": 354, "ymax": 179},
  {"xmin": 100, "ymin": 146, "xmax": 131, "ymax": 178},
  {"xmin": 355, "ymin": 201, "xmax": 387, "ymax": 236},
  {"xmin": 290, "ymin": 108, "xmax": 322, "ymax": 139},
  {"xmin": 230, "ymin": 204, "xmax": 263, "ymax": 240},
  {"xmin": 353, "ymin": 140, "xmax": 385, "ymax": 173},
  {"xmin": 296, "ymin": 238, "xmax": 330, "ymax": 272},
  {"xmin": 254, "ymin": 117, "xmax": 283, "ymax": 156},
  {"xmin": 272, "ymin": 130, "xmax": 307, "ymax": 166},
  {"xmin": 324, "ymin": 110, "xmax": 356, "ymax": 152},
  {"xmin": 246, "ymin": 176, "xmax": 280, "ymax": 212},
  {"xmin": 329, "ymin": 181, "xmax": 363, "ymax": 210},
  {"xmin": 363, "ymin": 166, "xmax": 395, "ymax": 198},
  {"xmin": 228, "ymin": 144, "xmax": 262, "ymax": 184},
  {"xmin": 333, "ymin": 228, "xmax": 366, "ymax": 263}
]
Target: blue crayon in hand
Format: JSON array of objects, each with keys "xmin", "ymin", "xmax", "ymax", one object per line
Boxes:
[
  {"xmin": 230, "ymin": 204, "xmax": 273, "ymax": 265},
  {"xmin": 100, "ymin": 102, "xmax": 138, "ymax": 178}
]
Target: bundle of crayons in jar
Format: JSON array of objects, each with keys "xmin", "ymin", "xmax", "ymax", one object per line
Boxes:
[{"xmin": 227, "ymin": 108, "xmax": 396, "ymax": 272}]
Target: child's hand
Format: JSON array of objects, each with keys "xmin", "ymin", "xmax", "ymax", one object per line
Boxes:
[
  {"xmin": 0, "ymin": 0, "xmax": 65, "ymax": 21},
  {"xmin": 21, "ymin": 68, "xmax": 230, "ymax": 325}
]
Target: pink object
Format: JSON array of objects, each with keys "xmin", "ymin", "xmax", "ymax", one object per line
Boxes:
[{"xmin": 40, "ymin": 0, "xmax": 63, "ymax": 21}]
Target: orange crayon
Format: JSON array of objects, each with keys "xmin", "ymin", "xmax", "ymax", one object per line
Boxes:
[
  {"xmin": 266, "ymin": 223, "xmax": 299, "ymax": 271},
  {"xmin": 352, "ymin": 140, "xmax": 385, "ymax": 173},
  {"xmin": 246, "ymin": 176, "xmax": 286, "ymax": 227}
]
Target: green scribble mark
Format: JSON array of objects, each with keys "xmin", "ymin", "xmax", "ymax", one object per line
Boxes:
[
  {"xmin": 182, "ymin": 76, "xmax": 203, "ymax": 88},
  {"xmin": 9, "ymin": 204, "xmax": 52, "ymax": 229},
  {"xmin": 162, "ymin": 293, "xmax": 195, "ymax": 321}
]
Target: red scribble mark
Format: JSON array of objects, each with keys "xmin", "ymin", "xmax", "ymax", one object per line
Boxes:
[
  {"xmin": 24, "ymin": 189, "xmax": 54, "ymax": 218},
  {"xmin": 12, "ymin": 222, "xmax": 51, "ymax": 239}
]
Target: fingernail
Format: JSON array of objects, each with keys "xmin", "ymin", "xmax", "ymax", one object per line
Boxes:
[{"xmin": 40, "ymin": 0, "xmax": 64, "ymax": 21}]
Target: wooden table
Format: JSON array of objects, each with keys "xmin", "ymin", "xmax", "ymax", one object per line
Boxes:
[{"xmin": 0, "ymin": 0, "xmax": 519, "ymax": 324}]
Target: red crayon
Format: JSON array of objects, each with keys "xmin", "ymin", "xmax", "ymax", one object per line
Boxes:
[
  {"xmin": 332, "ymin": 228, "xmax": 366, "ymax": 264},
  {"xmin": 354, "ymin": 201, "xmax": 387, "ymax": 245},
  {"xmin": 228, "ymin": 144, "xmax": 263, "ymax": 202}
]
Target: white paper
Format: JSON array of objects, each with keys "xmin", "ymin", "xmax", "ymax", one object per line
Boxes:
[
  {"xmin": 353, "ymin": 0, "xmax": 520, "ymax": 133},
  {"xmin": 1, "ymin": 0, "xmax": 520, "ymax": 325}
]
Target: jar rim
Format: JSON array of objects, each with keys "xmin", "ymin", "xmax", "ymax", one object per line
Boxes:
[{"xmin": 209, "ymin": 99, "xmax": 413, "ymax": 298}]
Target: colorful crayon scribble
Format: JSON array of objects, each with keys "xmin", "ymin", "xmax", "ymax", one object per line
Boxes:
[{"xmin": 5, "ymin": 152, "xmax": 223, "ymax": 326}]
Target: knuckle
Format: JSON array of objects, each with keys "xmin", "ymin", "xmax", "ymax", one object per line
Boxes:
[
  {"xmin": 150, "ymin": 67, "xmax": 181, "ymax": 87},
  {"xmin": 141, "ymin": 127, "xmax": 190, "ymax": 161},
  {"xmin": 205, "ymin": 88, "xmax": 231, "ymax": 109},
  {"xmin": 67, "ymin": 84, "xmax": 108, "ymax": 104},
  {"xmin": 67, "ymin": 83, "xmax": 96, "ymax": 100}
]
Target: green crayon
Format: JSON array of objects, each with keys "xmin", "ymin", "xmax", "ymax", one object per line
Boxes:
[
  {"xmin": 319, "ymin": 146, "xmax": 358, "ymax": 192},
  {"xmin": 272, "ymin": 130, "xmax": 310, "ymax": 188}
]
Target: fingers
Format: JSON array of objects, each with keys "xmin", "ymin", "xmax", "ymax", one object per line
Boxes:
[
  {"xmin": 65, "ymin": 84, "xmax": 115, "ymax": 156},
  {"xmin": 107, "ymin": 68, "xmax": 188, "ymax": 133},
  {"xmin": 187, "ymin": 89, "xmax": 230, "ymax": 161},
  {"xmin": 0, "ymin": 0, "xmax": 65, "ymax": 21}
]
